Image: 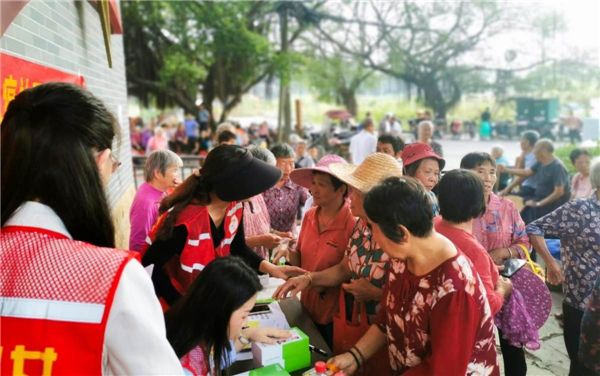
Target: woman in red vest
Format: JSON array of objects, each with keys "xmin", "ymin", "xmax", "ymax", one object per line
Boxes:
[
  {"xmin": 141, "ymin": 145, "xmax": 305, "ymax": 306},
  {"xmin": 1, "ymin": 83, "xmax": 183, "ymax": 374}
]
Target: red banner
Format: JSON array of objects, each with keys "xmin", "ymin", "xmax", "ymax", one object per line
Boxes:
[{"xmin": 1, "ymin": 53, "xmax": 85, "ymax": 117}]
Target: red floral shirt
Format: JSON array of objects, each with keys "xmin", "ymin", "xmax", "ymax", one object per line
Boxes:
[{"xmin": 375, "ymin": 254, "xmax": 499, "ymax": 376}]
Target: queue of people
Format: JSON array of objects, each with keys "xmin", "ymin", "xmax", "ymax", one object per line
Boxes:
[{"xmin": 2, "ymin": 83, "xmax": 599, "ymax": 376}]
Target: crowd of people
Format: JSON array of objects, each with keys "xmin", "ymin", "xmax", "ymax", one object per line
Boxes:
[{"xmin": 2, "ymin": 83, "xmax": 599, "ymax": 376}]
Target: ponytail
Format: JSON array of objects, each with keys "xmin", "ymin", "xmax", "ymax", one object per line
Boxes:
[{"xmin": 155, "ymin": 172, "xmax": 212, "ymax": 240}]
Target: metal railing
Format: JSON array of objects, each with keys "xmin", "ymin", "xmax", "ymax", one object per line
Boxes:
[{"xmin": 132, "ymin": 155, "xmax": 205, "ymax": 188}]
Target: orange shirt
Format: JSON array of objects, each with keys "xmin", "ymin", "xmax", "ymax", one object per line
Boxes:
[{"xmin": 297, "ymin": 203, "xmax": 355, "ymax": 324}]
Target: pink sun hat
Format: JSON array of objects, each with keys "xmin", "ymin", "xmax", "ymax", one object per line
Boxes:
[{"xmin": 290, "ymin": 154, "xmax": 347, "ymax": 189}]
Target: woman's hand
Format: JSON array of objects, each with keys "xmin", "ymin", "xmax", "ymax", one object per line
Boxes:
[
  {"xmin": 546, "ymin": 260, "xmax": 564, "ymax": 285},
  {"xmin": 267, "ymin": 264, "xmax": 306, "ymax": 280},
  {"xmin": 328, "ymin": 353, "xmax": 358, "ymax": 375},
  {"xmin": 272, "ymin": 274, "xmax": 311, "ymax": 300},
  {"xmin": 272, "ymin": 230, "xmax": 293, "ymax": 239},
  {"xmin": 342, "ymin": 278, "xmax": 381, "ymax": 303},
  {"xmin": 244, "ymin": 327, "xmax": 291, "ymax": 344},
  {"xmin": 260, "ymin": 233, "xmax": 283, "ymax": 249}
]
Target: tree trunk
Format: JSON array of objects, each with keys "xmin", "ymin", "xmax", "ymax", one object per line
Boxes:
[
  {"xmin": 265, "ymin": 74, "xmax": 274, "ymax": 100},
  {"xmin": 277, "ymin": 7, "xmax": 292, "ymax": 142},
  {"xmin": 421, "ymin": 77, "xmax": 448, "ymax": 120},
  {"xmin": 339, "ymin": 87, "xmax": 358, "ymax": 116},
  {"xmin": 202, "ymin": 66, "xmax": 217, "ymax": 131}
]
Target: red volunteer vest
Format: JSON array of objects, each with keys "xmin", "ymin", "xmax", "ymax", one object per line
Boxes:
[
  {"xmin": 0, "ymin": 226, "xmax": 133, "ymax": 376},
  {"xmin": 143, "ymin": 202, "xmax": 244, "ymax": 294}
]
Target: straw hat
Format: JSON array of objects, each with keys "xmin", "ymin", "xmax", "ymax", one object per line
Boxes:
[
  {"xmin": 290, "ymin": 154, "xmax": 347, "ymax": 189},
  {"xmin": 329, "ymin": 153, "xmax": 403, "ymax": 193}
]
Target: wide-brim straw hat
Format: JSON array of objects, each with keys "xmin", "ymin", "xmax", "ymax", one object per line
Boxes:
[
  {"xmin": 329, "ymin": 153, "xmax": 403, "ymax": 193},
  {"xmin": 290, "ymin": 154, "xmax": 347, "ymax": 189}
]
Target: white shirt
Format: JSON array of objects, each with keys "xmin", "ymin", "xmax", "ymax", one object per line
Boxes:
[
  {"xmin": 349, "ymin": 130, "xmax": 377, "ymax": 164},
  {"xmin": 4, "ymin": 202, "xmax": 184, "ymax": 375}
]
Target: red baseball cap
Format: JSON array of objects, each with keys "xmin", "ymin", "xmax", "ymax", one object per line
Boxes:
[{"xmin": 401, "ymin": 142, "xmax": 445, "ymax": 170}]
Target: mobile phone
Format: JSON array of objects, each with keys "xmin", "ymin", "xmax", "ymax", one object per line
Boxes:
[
  {"xmin": 500, "ymin": 258, "xmax": 527, "ymax": 278},
  {"xmin": 249, "ymin": 304, "xmax": 271, "ymax": 315}
]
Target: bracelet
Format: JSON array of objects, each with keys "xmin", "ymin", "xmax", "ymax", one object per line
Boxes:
[
  {"xmin": 351, "ymin": 345, "xmax": 366, "ymax": 366},
  {"xmin": 238, "ymin": 334, "xmax": 250, "ymax": 345},
  {"xmin": 304, "ymin": 272, "xmax": 313, "ymax": 286},
  {"xmin": 347, "ymin": 349, "xmax": 361, "ymax": 368},
  {"xmin": 507, "ymin": 248, "xmax": 514, "ymax": 259}
]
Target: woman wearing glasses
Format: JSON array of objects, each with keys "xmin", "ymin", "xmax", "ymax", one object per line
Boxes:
[{"xmin": 1, "ymin": 83, "xmax": 183, "ymax": 374}]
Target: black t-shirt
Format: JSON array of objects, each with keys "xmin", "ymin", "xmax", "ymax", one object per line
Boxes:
[
  {"xmin": 142, "ymin": 214, "xmax": 263, "ymax": 305},
  {"xmin": 531, "ymin": 159, "xmax": 570, "ymax": 201}
]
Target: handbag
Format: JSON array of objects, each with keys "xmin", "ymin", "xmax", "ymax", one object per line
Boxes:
[
  {"xmin": 517, "ymin": 244, "xmax": 545, "ymax": 281},
  {"xmin": 332, "ymin": 290, "xmax": 391, "ymax": 375},
  {"xmin": 333, "ymin": 290, "xmax": 369, "ymax": 354}
]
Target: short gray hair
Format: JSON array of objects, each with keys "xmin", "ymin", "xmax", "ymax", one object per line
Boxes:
[
  {"xmin": 144, "ymin": 150, "xmax": 183, "ymax": 182},
  {"xmin": 247, "ymin": 145, "xmax": 276, "ymax": 165},
  {"xmin": 270, "ymin": 143, "xmax": 295, "ymax": 159},
  {"xmin": 535, "ymin": 138, "xmax": 554, "ymax": 153},
  {"xmin": 590, "ymin": 157, "xmax": 600, "ymax": 190},
  {"xmin": 418, "ymin": 120, "xmax": 434, "ymax": 130},
  {"xmin": 215, "ymin": 122, "xmax": 236, "ymax": 139}
]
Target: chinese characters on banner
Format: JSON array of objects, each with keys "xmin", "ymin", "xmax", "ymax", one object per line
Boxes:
[{"xmin": 1, "ymin": 52, "xmax": 85, "ymax": 118}]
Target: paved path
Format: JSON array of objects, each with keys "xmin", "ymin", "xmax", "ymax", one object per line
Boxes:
[{"xmin": 433, "ymin": 138, "xmax": 523, "ymax": 170}]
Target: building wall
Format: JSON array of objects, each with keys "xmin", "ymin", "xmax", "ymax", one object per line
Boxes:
[{"xmin": 1, "ymin": 0, "xmax": 134, "ymax": 248}]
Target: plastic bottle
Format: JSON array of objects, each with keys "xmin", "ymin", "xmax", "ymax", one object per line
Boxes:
[{"xmin": 301, "ymin": 361, "xmax": 328, "ymax": 376}]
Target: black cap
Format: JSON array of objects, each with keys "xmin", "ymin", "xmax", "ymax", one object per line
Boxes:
[{"xmin": 205, "ymin": 146, "xmax": 282, "ymax": 201}]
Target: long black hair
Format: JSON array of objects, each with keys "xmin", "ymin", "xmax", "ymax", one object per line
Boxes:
[
  {"xmin": 155, "ymin": 145, "xmax": 249, "ymax": 240},
  {"xmin": 1, "ymin": 82, "xmax": 118, "ymax": 247},
  {"xmin": 165, "ymin": 256, "xmax": 261, "ymax": 375}
]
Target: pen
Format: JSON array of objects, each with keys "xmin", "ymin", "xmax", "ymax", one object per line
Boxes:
[{"xmin": 309, "ymin": 344, "xmax": 329, "ymax": 357}]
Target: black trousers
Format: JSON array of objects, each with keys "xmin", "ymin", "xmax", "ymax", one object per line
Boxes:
[
  {"xmin": 563, "ymin": 302, "xmax": 586, "ymax": 376},
  {"xmin": 498, "ymin": 329, "xmax": 527, "ymax": 376},
  {"xmin": 569, "ymin": 129, "xmax": 582, "ymax": 144}
]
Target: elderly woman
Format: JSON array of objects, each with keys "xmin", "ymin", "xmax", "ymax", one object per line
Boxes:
[
  {"xmin": 417, "ymin": 120, "xmax": 443, "ymax": 156},
  {"xmin": 401, "ymin": 142, "xmax": 445, "ymax": 215},
  {"xmin": 526, "ymin": 157, "xmax": 600, "ymax": 376},
  {"xmin": 330, "ymin": 177, "xmax": 499, "ymax": 375},
  {"xmin": 129, "ymin": 149, "xmax": 183, "ymax": 251},
  {"xmin": 460, "ymin": 152, "xmax": 533, "ymax": 376},
  {"xmin": 262, "ymin": 143, "xmax": 308, "ymax": 234},
  {"xmin": 274, "ymin": 153, "xmax": 402, "ymax": 373},
  {"xmin": 283, "ymin": 154, "xmax": 355, "ymax": 347},
  {"xmin": 243, "ymin": 145, "xmax": 292, "ymax": 259}
]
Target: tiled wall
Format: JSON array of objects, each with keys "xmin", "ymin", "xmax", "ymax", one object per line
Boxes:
[{"xmin": 1, "ymin": 0, "xmax": 134, "ymax": 248}]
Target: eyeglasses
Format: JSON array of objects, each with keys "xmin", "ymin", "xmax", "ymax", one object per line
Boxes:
[{"xmin": 110, "ymin": 151, "xmax": 122, "ymax": 173}]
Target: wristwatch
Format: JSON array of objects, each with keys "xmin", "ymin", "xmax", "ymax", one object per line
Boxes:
[{"xmin": 536, "ymin": 201, "xmax": 542, "ymax": 207}]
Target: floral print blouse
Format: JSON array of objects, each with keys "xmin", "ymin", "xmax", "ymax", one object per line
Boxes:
[
  {"xmin": 526, "ymin": 194, "xmax": 600, "ymax": 311},
  {"xmin": 473, "ymin": 193, "xmax": 530, "ymax": 259},
  {"xmin": 375, "ymin": 255, "xmax": 499, "ymax": 376},
  {"xmin": 345, "ymin": 218, "xmax": 390, "ymax": 315}
]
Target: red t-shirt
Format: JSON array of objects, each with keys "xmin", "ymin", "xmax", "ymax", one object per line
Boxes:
[
  {"xmin": 375, "ymin": 255, "xmax": 499, "ymax": 375},
  {"xmin": 434, "ymin": 217, "xmax": 503, "ymax": 315},
  {"xmin": 297, "ymin": 203, "xmax": 355, "ymax": 324}
]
